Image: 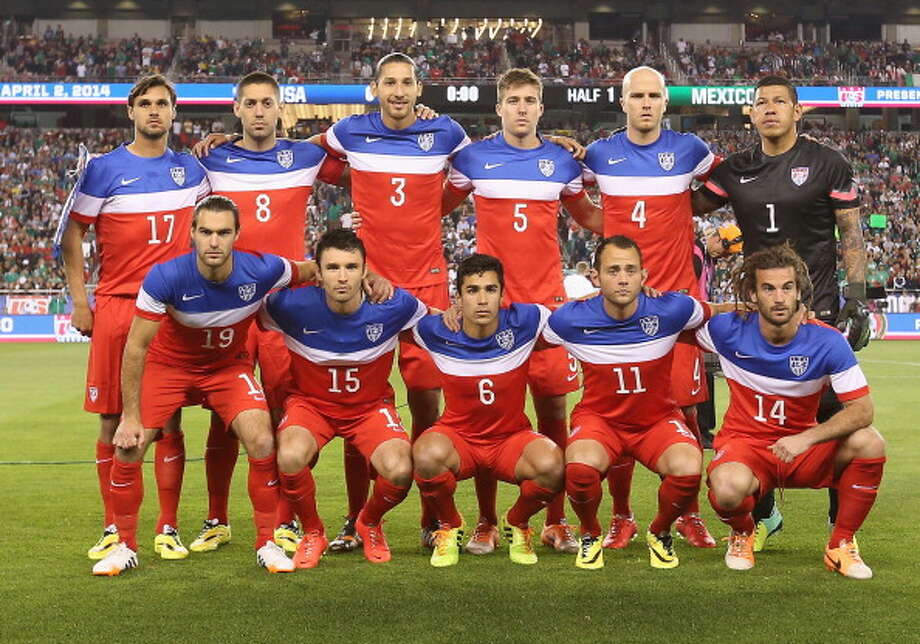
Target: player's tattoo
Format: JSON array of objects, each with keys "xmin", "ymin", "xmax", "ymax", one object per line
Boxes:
[{"xmin": 835, "ymin": 207, "xmax": 867, "ymax": 285}]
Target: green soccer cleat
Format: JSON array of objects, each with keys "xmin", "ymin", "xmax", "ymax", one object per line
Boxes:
[
  {"xmin": 576, "ymin": 534, "xmax": 604, "ymax": 570},
  {"xmin": 154, "ymin": 525, "xmax": 189, "ymax": 560},
  {"xmin": 501, "ymin": 515, "xmax": 538, "ymax": 565},
  {"xmin": 646, "ymin": 531, "xmax": 679, "ymax": 569},
  {"xmin": 753, "ymin": 506, "xmax": 784, "ymax": 553},
  {"xmin": 189, "ymin": 519, "xmax": 232, "ymax": 553},
  {"xmin": 274, "ymin": 521, "xmax": 303, "ymax": 555},
  {"xmin": 430, "ymin": 523, "xmax": 464, "ymax": 568},
  {"xmin": 87, "ymin": 524, "xmax": 119, "ymax": 560}
]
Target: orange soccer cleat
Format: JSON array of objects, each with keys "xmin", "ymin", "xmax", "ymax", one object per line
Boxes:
[
  {"xmin": 292, "ymin": 530, "xmax": 329, "ymax": 569},
  {"xmin": 675, "ymin": 513, "xmax": 717, "ymax": 548},
  {"xmin": 724, "ymin": 530, "xmax": 756, "ymax": 571},
  {"xmin": 355, "ymin": 517, "xmax": 392, "ymax": 563},
  {"xmin": 824, "ymin": 539, "xmax": 873, "ymax": 580},
  {"xmin": 602, "ymin": 514, "xmax": 637, "ymax": 549}
]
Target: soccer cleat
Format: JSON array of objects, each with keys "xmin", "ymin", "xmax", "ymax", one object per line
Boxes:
[
  {"xmin": 189, "ymin": 519, "xmax": 231, "ymax": 553},
  {"xmin": 257, "ymin": 541, "xmax": 295, "ymax": 573},
  {"xmin": 465, "ymin": 519, "xmax": 500, "ymax": 555},
  {"xmin": 753, "ymin": 506, "xmax": 784, "ymax": 553},
  {"xmin": 576, "ymin": 534, "xmax": 604, "ymax": 570},
  {"xmin": 328, "ymin": 516, "xmax": 362, "ymax": 554},
  {"xmin": 646, "ymin": 531, "xmax": 679, "ymax": 569},
  {"xmin": 92, "ymin": 543, "xmax": 138, "ymax": 576},
  {"xmin": 355, "ymin": 517, "xmax": 392, "ymax": 563},
  {"xmin": 273, "ymin": 521, "xmax": 302, "ymax": 555},
  {"xmin": 824, "ymin": 539, "xmax": 873, "ymax": 580},
  {"xmin": 87, "ymin": 524, "xmax": 119, "ymax": 560},
  {"xmin": 501, "ymin": 515, "xmax": 538, "ymax": 565},
  {"xmin": 675, "ymin": 513, "xmax": 717, "ymax": 548},
  {"xmin": 430, "ymin": 524, "xmax": 464, "ymax": 568},
  {"xmin": 154, "ymin": 525, "xmax": 189, "ymax": 560},
  {"xmin": 540, "ymin": 520, "xmax": 579, "ymax": 554},
  {"xmin": 292, "ymin": 530, "xmax": 329, "ymax": 569},
  {"xmin": 724, "ymin": 531, "xmax": 756, "ymax": 571},
  {"xmin": 420, "ymin": 520, "xmax": 440, "ymax": 550},
  {"xmin": 602, "ymin": 514, "xmax": 637, "ymax": 549}
]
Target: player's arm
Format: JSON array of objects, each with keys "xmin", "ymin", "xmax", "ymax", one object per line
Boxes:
[
  {"xmin": 691, "ymin": 187, "xmax": 725, "ymax": 216},
  {"xmin": 835, "ymin": 206, "xmax": 870, "ymax": 350},
  {"xmin": 441, "ymin": 180, "xmax": 471, "ymax": 216},
  {"xmin": 364, "ymin": 271, "xmax": 394, "ymax": 302},
  {"xmin": 114, "ymin": 316, "xmax": 161, "ymax": 450},
  {"xmin": 545, "ymin": 135, "xmax": 586, "ymax": 160},
  {"xmin": 562, "ymin": 192, "xmax": 603, "ymax": 234},
  {"xmin": 769, "ymin": 393, "xmax": 874, "ymax": 463},
  {"xmin": 61, "ymin": 218, "xmax": 93, "ymax": 336}
]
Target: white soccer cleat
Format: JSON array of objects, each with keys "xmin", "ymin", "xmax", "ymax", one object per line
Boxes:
[
  {"xmin": 92, "ymin": 542, "xmax": 138, "ymax": 576},
  {"xmin": 257, "ymin": 541, "xmax": 295, "ymax": 573}
]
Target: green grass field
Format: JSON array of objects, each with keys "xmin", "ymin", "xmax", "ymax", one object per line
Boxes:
[{"xmin": 0, "ymin": 342, "xmax": 917, "ymax": 643}]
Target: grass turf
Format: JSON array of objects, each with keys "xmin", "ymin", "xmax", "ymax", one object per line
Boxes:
[{"xmin": 0, "ymin": 341, "xmax": 917, "ymax": 643}]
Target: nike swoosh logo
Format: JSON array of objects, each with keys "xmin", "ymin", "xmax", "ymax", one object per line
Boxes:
[
  {"xmin": 267, "ymin": 479, "xmax": 279, "ymax": 487},
  {"xmin": 95, "ymin": 458, "xmax": 112, "ymax": 464},
  {"xmin": 365, "ymin": 136, "xmax": 382, "ymax": 143},
  {"xmin": 111, "ymin": 481, "xmax": 131, "ymax": 488},
  {"xmin": 121, "ymin": 177, "xmax": 140, "ymax": 185},
  {"xmin": 182, "ymin": 293, "xmax": 204, "ymax": 301},
  {"xmin": 566, "ymin": 373, "xmax": 578, "ymax": 382},
  {"xmin": 302, "ymin": 329, "xmax": 321, "ymax": 335},
  {"xmin": 740, "ymin": 176, "xmax": 758, "ymax": 183},
  {"xmin": 851, "ymin": 484, "xmax": 879, "ymax": 490},
  {"xmin": 484, "ymin": 162, "xmax": 503, "ymax": 170},
  {"xmin": 583, "ymin": 329, "xmax": 603, "ymax": 335},
  {"xmin": 607, "ymin": 157, "xmax": 627, "ymax": 165},
  {"xmin": 690, "ymin": 387, "xmax": 702, "ymax": 396},
  {"xmin": 163, "ymin": 455, "xmax": 183, "ymax": 463},
  {"xmin": 734, "ymin": 351, "xmax": 754, "ymax": 359},
  {"xmin": 226, "ymin": 156, "xmax": 245, "ymax": 163}
]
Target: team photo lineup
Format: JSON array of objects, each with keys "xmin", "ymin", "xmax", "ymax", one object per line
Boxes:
[{"xmin": 48, "ymin": 48, "xmax": 892, "ymax": 584}]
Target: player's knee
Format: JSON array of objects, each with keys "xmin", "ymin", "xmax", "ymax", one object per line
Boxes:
[
  {"xmin": 276, "ymin": 428, "xmax": 313, "ymax": 473},
  {"xmin": 246, "ymin": 431, "xmax": 276, "ymax": 460},
  {"xmin": 114, "ymin": 446, "xmax": 143, "ymax": 463},
  {"xmin": 376, "ymin": 441, "xmax": 413, "ymax": 486},
  {"xmin": 412, "ymin": 433, "xmax": 451, "ymax": 477},
  {"xmin": 708, "ymin": 470, "xmax": 746, "ymax": 508},
  {"xmin": 845, "ymin": 426, "xmax": 886, "ymax": 459},
  {"xmin": 530, "ymin": 442, "xmax": 564, "ymax": 491},
  {"xmin": 659, "ymin": 444, "xmax": 702, "ymax": 477}
]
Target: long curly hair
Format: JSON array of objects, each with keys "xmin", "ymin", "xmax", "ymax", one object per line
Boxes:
[{"xmin": 731, "ymin": 242, "xmax": 813, "ymax": 314}]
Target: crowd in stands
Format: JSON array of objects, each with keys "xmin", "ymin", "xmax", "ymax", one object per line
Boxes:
[
  {"xmin": 348, "ymin": 35, "xmax": 504, "ymax": 81},
  {"xmin": 175, "ymin": 36, "xmax": 330, "ymax": 81}
]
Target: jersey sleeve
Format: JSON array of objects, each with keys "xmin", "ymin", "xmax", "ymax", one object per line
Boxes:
[
  {"xmin": 402, "ymin": 296, "xmax": 429, "ymax": 331},
  {"xmin": 69, "ymin": 156, "xmax": 109, "ymax": 224},
  {"xmin": 690, "ymin": 135, "xmax": 718, "ymax": 181},
  {"xmin": 694, "ymin": 320, "xmax": 717, "ymax": 353},
  {"xmin": 826, "ymin": 149, "xmax": 859, "ymax": 210},
  {"xmin": 542, "ymin": 312, "xmax": 565, "ymax": 346},
  {"xmin": 135, "ymin": 265, "xmax": 170, "ymax": 321},
  {"xmin": 824, "ymin": 330, "xmax": 870, "ymax": 400},
  {"xmin": 561, "ymin": 166, "xmax": 585, "ymax": 197},
  {"xmin": 682, "ymin": 295, "xmax": 710, "ymax": 330},
  {"xmin": 317, "ymin": 154, "xmax": 347, "ymax": 185},
  {"xmin": 321, "ymin": 120, "xmax": 348, "ymax": 157},
  {"xmin": 194, "ymin": 160, "xmax": 212, "ymax": 200},
  {"xmin": 269, "ymin": 255, "xmax": 296, "ymax": 290},
  {"xmin": 446, "ymin": 154, "xmax": 473, "ymax": 192},
  {"xmin": 258, "ymin": 293, "xmax": 283, "ymax": 333},
  {"xmin": 447, "ymin": 119, "xmax": 471, "ymax": 158}
]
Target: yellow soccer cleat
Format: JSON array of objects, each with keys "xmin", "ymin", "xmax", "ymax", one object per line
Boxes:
[
  {"xmin": 430, "ymin": 523, "xmax": 464, "ymax": 568},
  {"xmin": 576, "ymin": 533, "xmax": 604, "ymax": 570},
  {"xmin": 87, "ymin": 525, "xmax": 119, "ymax": 560},
  {"xmin": 824, "ymin": 539, "xmax": 873, "ymax": 580},
  {"xmin": 189, "ymin": 519, "xmax": 232, "ymax": 553},
  {"xmin": 753, "ymin": 507, "xmax": 784, "ymax": 553},
  {"xmin": 501, "ymin": 515, "xmax": 538, "ymax": 565},
  {"xmin": 154, "ymin": 525, "xmax": 189, "ymax": 560},
  {"xmin": 274, "ymin": 521, "xmax": 302, "ymax": 555},
  {"xmin": 646, "ymin": 531, "xmax": 679, "ymax": 569}
]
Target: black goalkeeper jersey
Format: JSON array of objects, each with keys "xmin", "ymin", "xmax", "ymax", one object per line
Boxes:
[{"xmin": 699, "ymin": 136, "xmax": 859, "ymax": 321}]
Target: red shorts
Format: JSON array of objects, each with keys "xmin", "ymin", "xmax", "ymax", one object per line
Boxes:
[
  {"xmin": 568, "ymin": 410, "xmax": 701, "ymax": 474},
  {"xmin": 671, "ymin": 342, "xmax": 708, "ymax": 407},
  {"xmin": 527, "ymin": 346, "xmax": 580, "ymax": 397},
  {"xmin": 708, "ymin": 433, "xmax": 840, "ymax": 495},
  {"xmin": 278, "ymin": 395, "xmax": 409, "ymax": 461},
  {"xmin": 141, "ymin": 361, "xmax": 268, "ymax": 429},
  {"xmin": 428, "ymin": 425, "xmax": 545, "ymax": 483},
  {"xmin": 84, "ymin": 295, "xmax": 135, "ymax": 415},
  {"xmin": 399, "ymin": 282, "xmax": 449, "ymax": 390},
  {"xmin": 246, "ymin": 324, "xmax": 292, "ymax": 410}
]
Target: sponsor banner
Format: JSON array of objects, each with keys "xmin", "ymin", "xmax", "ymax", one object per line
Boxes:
[
  {"xmin": 5, "ymin": 295, "xmax": 51, "ymax": 315},
  {"xmin": 668, "ymin": 85, "xmax": 920, "ymax": 108},
  {"xmin": 0, "ymin": 314, "xmax": 89, "ymax": 342},
  {"xmin": 870, "ymin": 313, "xmax": 920, "ymax": 340}
]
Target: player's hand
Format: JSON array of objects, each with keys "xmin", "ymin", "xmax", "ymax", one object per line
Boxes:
[
  {"xmin": 836, "ymin": 298, "xmax": 870, "ymax": 351},
  {"xmin": 364, "ymin": 272, "xmax": 394, "ymax": 302},
  {"xmin": 442, "ymin": 300, "xmax": 462, "ymax": 332},
  {"xmin": 547, "ymin": 135, "xmax": 586, "ymax": 160},
  {"xmin": 768, "ymin": 434, "xmax": 813, "ymax": 463},
  {"xmin": 340, "ymin": 211, "xmax": 362, "ymax": 230},
  {"xmin": 70, "ymin": 303, "xmax": 94, "ymax": 337},
  {"xmin": 192, "ymin": 132, "xmax": 235, "ymax": 158},
  {"xmin": 415, "ymin": 104, "xmax": 439, "ymax": 120},
  {"xmin": 641, "ymin": 285, "xmax": 661, "ymax": 298},
  {"xmin": 113, "ymin": 418, "xmax": 146, "ymax": 450}
]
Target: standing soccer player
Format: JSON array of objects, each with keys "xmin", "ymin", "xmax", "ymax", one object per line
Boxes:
[
  {"xmin": 61, "ymin": 75, "xmax": 209, "ymax": 561},
  {"xmin": 693, "ymin": 75, "xmax": 870, "ymax": 551},
  {"xmin": 582, "ymin": 66, "xmax": 718, "ymax": 549},
  {"xmin": 699, "ymin": 243, "xmax": 884, "ymax": 579},
  {"xmin": 92, "ymin": 196, "xmax": 314, "ymax": 576},
  {"xmin": 413, "ymin": 254, "xmax": 564, "ymax": 567},
  {"xmin": 440, "ymin": 68, "xmax": 602, "ymax": 555}
]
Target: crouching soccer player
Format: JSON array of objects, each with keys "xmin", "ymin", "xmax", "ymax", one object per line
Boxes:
[
  {"xmin": 412, "ymin": 254, "xmax": 564, "ymax": 567},
  {"xmin": 92, "ymin": 196, "xmax": 313, "ymax": 576},
  {"xmin": 697, "ymin": 243, "xmax": 885, "ymax": 579},
  {"xmin": 259, "ymin": 229, "xmax": 418, "ymax": 568}
]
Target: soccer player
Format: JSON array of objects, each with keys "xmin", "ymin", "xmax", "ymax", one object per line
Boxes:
[
  {"xmin": 698, "ymin": 243, "xmax": 884, "ymax": 579},
  {"xmin": 546, "ymin": 236, "xmax": 724, "ymax": 570},
  {"xmin": 259, "ymin": 229, "xmax": 422, "ymax": 567},
  {"xmin": 61, "ymin": 74, "xmax": 209, "ymax": 561},
  {"xmin": 412, "ymin": 254, "xmax": 564, "ymax": 567},
  {"xmin": 91, "ymin": 196, "xmax": 315, "ymax": 576},
  {"xmin": 440, "ymin": 68, "xmax": 602, "ymax": 555},
  {"xmin": 693, "ymin": 75, "xmax": 870, "ymax": 550},
  {"xmin": 191, "ymin": 71, "xmax": 347, "ymax": 555},
  {"xmin": 582, "ymin": 66, "xmax": 719, "ymax": 549}
]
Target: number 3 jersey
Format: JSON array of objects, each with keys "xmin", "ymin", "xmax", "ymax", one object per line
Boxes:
[
  {"xmin": 70, "ymin": 145, "xmax": 210, "ymax": 297},
  {"xmin": 695, "ymin": 313, "xmax": 869, "ymax": 442},
  {"xmin": 259, "ymin": 287, "xmax": 427, "ymax": 418},
  {"xmin": 412, "ymin": 303, "xmax": 550, "ymax": 441},
  {"xmin": 544, "ymin": 292, "xmax": 707, "ymax": 429},
  {"xmin": 135, "ymin": 250, "xmax": 297, "ymax": 369}
]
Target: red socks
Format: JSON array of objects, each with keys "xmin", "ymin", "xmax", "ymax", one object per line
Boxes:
[
  {"xmin": 830, "ymin": 457, "xmax": 885, "ymax": 546},
  {"xmin": 344, "ymin": 441, "xmax": 370, "ymax": 519},
  {"xmin": 358, "ymin": 477, "xmax": 410, "ymax": 526},
  {"xmin": 247, "ymin": 454, "xmax": 281, "ymax": 549},
  {"xmin": 110, "ymin": 458, "xmax": 143, "ymax": 551},
  {"xmin": 566, "ymin": 462, "xmax": 603, "ymax": 536},
  {"xmin": 279, "ymin": 466, "xmax": 324, "ymax": 533},
  {"xmin": 708, "ymin": 488, "xmax": 756, "ymax": 534},
  {"xmin": 650, "ymin": 474, "xmax": 701, "ymax": 535},
  {"xmin": 204, "ymin": 416, "xmax": 238, "ymax": 524},
  {"xmin": 154, "ymin": 431, "xmax": 185, "ymax": 533},
  {"xmin": 607, "ymin": 457, "xmax": 635, "ymax": 517},
  {"xmin": 507, "ymin": 480, "xmax": 556, "ymax": 529},
  {"xmin": 473, "ymin": 473, "xmax": 498, "ymax": 525},
  {"xmin": 415, "ymin": 471, "xmax": 462, "ymax": 528},
  {"xmin": 95, "ymin": 441, "xmax": 115, "ymax": 527},
  {"xmin": 537, "ymin": 415, "xmax": 568, "ymax": 525}
]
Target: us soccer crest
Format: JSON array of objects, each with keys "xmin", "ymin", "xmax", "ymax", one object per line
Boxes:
[
  {"xmin": 790, "ymin": 166, "xmax": 810, "ymax": 187},
  {"xmin": 238, "ymin": 283, "xmax": 257, "ymax": 302},
  {"xmin": 495, "ymin": 328, "xmax": 515, "ymax": 351},
  {"xmin": 639, "ymin": 315, "xmax": 659, "ymax": 336},
  {"xmin": 276, "ymin": 149, "xmax": 294, "ymax": 169},
  {"xmin": 417, "ymin": 133, "xmax": 435, "ymax": 152},
  {"xmin": 658, "ymin": 152, "xmax": 675, "ymax": 172},
  {"xmin": 365, "ymin": 323, "xmax": 384, "ymax": 343},
  {"xmin": 789, "ymin": 355, "xmax": 809, "ymax": 377},
  {"xmin": 538, "ymin": 159, "xmax": 555, "ymax": 177},
  {"xmin": 170, "ymin": 166, "xmax": 185, "ymax": 186},
  {"xmin": 88, "ymin": 386, "xmax": 98, "ymax": 402}
]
